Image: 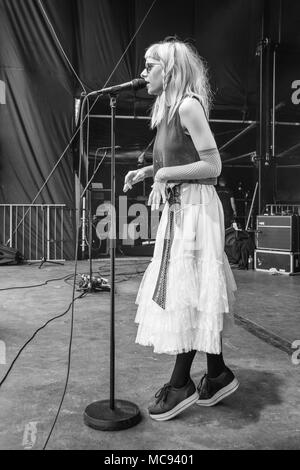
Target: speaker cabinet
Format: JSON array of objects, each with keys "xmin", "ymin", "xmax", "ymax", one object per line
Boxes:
[
  {"xmin": 254, "ymin": 249, "xmax": 300, "ymax": 275},
  {"xmin": 256, "ymin": 215, "xmax": 300, "ymax": 252}
]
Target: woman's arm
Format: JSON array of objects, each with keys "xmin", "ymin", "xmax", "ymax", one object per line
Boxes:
[
  {"xmin": 154, "ymin": 98, "xmax": 221, "ymax": 182},
  {"xmin": 123, "ymin": 165, "xmax": 154, "ymax": 192},
  {"xmin": 142, "ymin": 165, "xmax": 154, "ymax": 178}
]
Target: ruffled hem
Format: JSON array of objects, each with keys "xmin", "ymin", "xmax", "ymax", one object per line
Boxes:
[
  {"xmin": 135, "ymin": 327, "xmax": 223, "ymax": 355},
  {"xmin": 135, "ymin": 254, "xmax": 236, "ymax": 355}
]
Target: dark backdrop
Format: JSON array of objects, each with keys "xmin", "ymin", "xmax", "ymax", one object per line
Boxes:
[{"xmin": 0, "ymin": 0, "xmax": 299, "ymax": 257}]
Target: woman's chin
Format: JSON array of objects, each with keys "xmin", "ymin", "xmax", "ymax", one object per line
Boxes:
[{"xmin": 147, "ymin": 87, "xmax": 161, "ymax": 96}]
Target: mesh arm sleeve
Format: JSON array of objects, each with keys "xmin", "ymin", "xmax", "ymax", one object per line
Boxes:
[{"xmin": 154, "ymin": 148, "xmax": 222, "ymax": 182}]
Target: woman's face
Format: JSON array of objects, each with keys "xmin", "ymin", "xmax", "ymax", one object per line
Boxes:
[{"xmin": 141, "ymin": 58, "xmax": 163, "ymax": 96}]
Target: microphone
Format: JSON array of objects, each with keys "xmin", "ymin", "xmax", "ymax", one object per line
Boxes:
[{"xmin": 89, "ymin": 78, "xmax": 146, "ymax": 96}]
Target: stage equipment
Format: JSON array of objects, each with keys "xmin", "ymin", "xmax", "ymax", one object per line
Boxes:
[
  {"xmin": 78, "ymin": 273, "xmax": 110, "ymax": 292},
  {"xmin": 79, "ymin": 148, "xmax": 111, "ymax": 291},
  {"xmin": 81, "ymin": 92, "xmax": 141, "ymax": 430},
  {"xmin": 0, "ymin": 244, "xmax": 23, "ymax": 265},
  {"xmin": 256, "ymin": 215, "xmax": 300, "ymax": 251},
  {"xmin": 88, "ymin": 78, "xmax": 146, "ymax": 97},
  {"xmin": 254, "ymin": 249, "xmax": 300, "ymax": 275}
]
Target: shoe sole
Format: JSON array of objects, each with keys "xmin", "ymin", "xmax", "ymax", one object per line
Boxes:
[
  {"xmin": 196, "ymin": 377, "xmax": 239, "ymax": 407},
  {"xmin": 149, "ymin": 391, "xmax": 199, "ymax": 421}
]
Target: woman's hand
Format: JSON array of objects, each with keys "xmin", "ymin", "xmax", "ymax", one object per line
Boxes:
[
  {"xmin": 147, "ymin": 181, "xmax": 167, "ymax": 211},
  {"xmin": 123, "ymin": 169, "xmax": 145, "ymax": 192}
]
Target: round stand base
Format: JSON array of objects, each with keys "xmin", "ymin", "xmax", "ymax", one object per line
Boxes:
[{"xmin": 84, "ymin": 399, "xmax": 141, "ymax": 431}]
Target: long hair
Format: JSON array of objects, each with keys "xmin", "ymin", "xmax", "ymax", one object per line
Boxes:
[{"xmin": 145, "ymin": 39, "xmax": 212, "ymax": 129}]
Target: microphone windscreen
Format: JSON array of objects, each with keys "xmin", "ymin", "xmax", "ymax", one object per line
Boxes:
[{"xmin": 132, "ymin": 78, "xmax": 147, "ymax": 91}]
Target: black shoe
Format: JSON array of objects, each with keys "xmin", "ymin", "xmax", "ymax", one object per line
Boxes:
[
  {"xmin": 148, "ymin": 379, "xmax": 198, "ymax": 421},
  {"xmin": 196, "ymin": 368, "xmax": 239, "ymax": 407}
]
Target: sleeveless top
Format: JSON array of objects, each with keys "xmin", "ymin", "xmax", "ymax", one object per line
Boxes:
[{"xmin": 152, "ymin": 98, "xmax": 217, "ymax": 185}]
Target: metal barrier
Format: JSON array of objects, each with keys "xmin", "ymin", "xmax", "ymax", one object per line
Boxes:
[
  {"xmin": 0, "ymin": 204, "xmax": 66, "ymax": 262},
  {"xmin": 266, "ymin": 204, "xmax": 300, "ymax": 216}
]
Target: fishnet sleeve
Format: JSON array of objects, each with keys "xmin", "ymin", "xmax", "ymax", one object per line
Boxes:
[{"xmin": 154, "ymin": 148, "xmax": 222, "ymax": 182}]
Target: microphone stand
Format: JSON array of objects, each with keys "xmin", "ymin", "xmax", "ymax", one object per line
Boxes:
[
  {"xmin": 78, "ymin": 90, "xmax": 113, "ymax": 292},
  {"xmin": 137, "ymin": 137, "xmax": 155, "ymax": 199},
  {"xmin": 80, "ymin": 149, "xmax": 109, "ymax": 292},
  {"xmin": 84, "ymin": 93, "xmax": 141, "ymax": 430}
]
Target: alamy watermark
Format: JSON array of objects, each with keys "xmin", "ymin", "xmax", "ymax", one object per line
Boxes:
[
  {"xmin": 95, "ymin": 196, "xmax": 161, "ymax": 241},
  {"xmin": 22, "ymin": 422, "xmax": 38, "ymax": 450},
  {"xmin": 0, "ymin": 340, "xmax": 6, "ymax": 365},
  {"xmin": 0, "ymin": 80, "xmax": 6, "ymax": 104},
  {"xmin": 94, "ymin": 196, "xmax": 197, "ymax": 245},
  {"xmin": 291, "ymin": 340, "xmax": 300, "ymax": 365},
  {"xmin": 291, "ymin": 80, "xmax": 300, "ymax": 105}
]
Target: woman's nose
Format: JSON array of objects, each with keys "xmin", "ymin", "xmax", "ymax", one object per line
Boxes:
[{"xmin": 140, "ymin": 68, "xmax": 146, "ymax": 79}]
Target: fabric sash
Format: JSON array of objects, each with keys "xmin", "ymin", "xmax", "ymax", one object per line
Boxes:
[
  {"xmin": 152, "ymin": 180, "xmax": 216, "ymax": 309},
  {"xmin": 152, "ymin": 185, "xmax": 181, "ymax": 309}
]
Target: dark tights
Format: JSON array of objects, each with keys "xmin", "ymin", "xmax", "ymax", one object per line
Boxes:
[
  {"xmin": 206, "ymin": 351, "xmax": 226, "ymax": 379},
  {"xmin": 170, "ymin": 350, "xmax": 197, "ymax": 388},
  {"xmin": 170, "ymin": 347, "xmax": 226, "ymax": 388}
]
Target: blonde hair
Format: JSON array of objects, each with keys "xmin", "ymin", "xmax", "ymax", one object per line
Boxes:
[{"xmin": 145, "ymin": 39, "xmax": 212, "ymax": 128}]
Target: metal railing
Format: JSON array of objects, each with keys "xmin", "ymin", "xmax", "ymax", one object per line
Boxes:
[
  {"xmin": 0, "ymin": 204, "xmax": 67, "ymax": 261},
  {"xmin": 265, "ymin": 204, "xmax": 300, "ymax": 216}
]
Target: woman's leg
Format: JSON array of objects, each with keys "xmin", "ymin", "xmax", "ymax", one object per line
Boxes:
[
  {"xmin": 169, "ymin": 350, "xmax": 197, "ymax": 388},
  {"xmin": 197, "ymin": 338, "xmax": 239, "ymax": 406},
  {"xmin": 205, "ymin": 336, "xmax": 226, "ymax": 378},
  {"xmin": 206, "ymin": 351, "xmax": 226, "ymax": 378},
  {"xmin": 148, "ymin": 350, "xmax": 198, "ymax": 421}
]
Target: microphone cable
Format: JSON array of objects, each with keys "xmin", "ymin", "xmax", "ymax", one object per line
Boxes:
[
  {"xmin": 7, "ymin": 0, "xmax": 158, "ymax": 244},
  {"xmin": 42, "ymin": 83, "xmax": 155, "ymax": 454},
  {"xmin": 37, "ymin": 0, "xmax": 88, "ymax": 94},
  {"xmin": 0, "ymin": 290, "xmax": 86, "ymax": 390},
  {"xmin": 41, "ymin": 204, "xmax": 82, "ymax": 449},
  {"xmin": 1, "ymin": 0, "xmax": 158, "ymax": 449},
  {"xmin": 0, "ymin": 273, "xmax": 74, "ymax": 292}
]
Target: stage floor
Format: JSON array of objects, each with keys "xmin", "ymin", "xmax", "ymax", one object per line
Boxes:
[{"xmin": 0, "ymin": 259, "xmax": 299, "ymax": 450}]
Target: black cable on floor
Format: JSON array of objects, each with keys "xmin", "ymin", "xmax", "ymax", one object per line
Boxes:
[
  {"xmin": 0, "ymin": 273, "xmax": 75, "ymax": 292},
  {"xmin": 0, "ymin": 292, "xmax": 86, "ymax": 389},
  {"xmin": 42, "ymin": 205, "xmax": 82, "ymax": 449},
  {"xmin": 42, "ymin": 262, "xmax": 149, "ymax": 446}
]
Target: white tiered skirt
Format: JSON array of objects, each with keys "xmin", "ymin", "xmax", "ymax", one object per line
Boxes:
[{"xmin": 135, "ymin": 183, "xmax": 237, "ymax": 355}]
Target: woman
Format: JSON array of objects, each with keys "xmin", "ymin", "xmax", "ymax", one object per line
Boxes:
[{"xmin": 123, "ymin": 39, "xmax": 238, "ymax": 422}]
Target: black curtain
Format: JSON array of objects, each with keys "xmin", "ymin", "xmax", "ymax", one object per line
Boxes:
[
  {"xmin": 0, "ymin": 0, "xmax": 76, "ymax": 257},
  {"xmin": 0, "ymin": 0, "xmax": 299, "ymax": 260}
]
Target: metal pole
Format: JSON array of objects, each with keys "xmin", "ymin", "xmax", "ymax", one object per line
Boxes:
[
  {"xmin": 246, "ymin": 182, "xmax": 259, "ymax": 230},
  {"xmin": 222, "ymin": 151, "xmax": 256, "ymax": 164},
  {"xmin": 47, "ymin": 206, "xmax": 50, "ymax": 260},
  {"xmin": 90, "ymin": 114, "xmax": 300, "ymax": 126},
  {"xmin": 276, "ymin": 141, "xmax": 300, "ymax": 158},
  {"xmin": 272, "ymin": 43, "xmax": 277, "ymax": 203},
  {"xmin": 79, "ymin": 94, "xmax": 88, "ymax": 258},
  {"xmin": 271, "ymin": 50, "xmax": 276, "ymax": 159},
  {"xmin": 110, "ymin": 94, "xmax": 117, "ymax": 410},
  {"xmin": 84, "ymin": 93, "xmax": 141, "ymax": 431},
  {"xmin": 81, "ymin": 196, "xmax": 86, "ymax": 257},
  {"xmin": 257, "ymin": 34, "xmax": 263, "ymax": 214},
  {"xmin": 256, "ymin": 0, "xmax": 273, "ymax": 214},
  {"xmin": 219, "ymin": 123, "xmax": 256, "ymax": 151}
]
